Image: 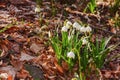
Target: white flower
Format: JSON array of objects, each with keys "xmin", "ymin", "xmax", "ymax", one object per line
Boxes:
[
  {"xmin": 66, "ymin": 21, "xmax": 72, "ymax": 29},
  {"xmin": 67, "ymin": 51, "xmax": 75, "ymax": 59},
  {"xmin": 82, "ymin": 38, "xmax": 88, "ymax": 45},
  {"xmin": 35, "ymin": 6, "xmax": 40, "ymax": 13},
  {"xmin": 0, "ymin": 73, "xmax": 8, "ymax": 79},
  {"xmin": 80, "ymin": 26, "xmax": 92, "ymax": 33},
  {"xmin": 73, "ymin": 22, "xmax": 81, "ymax": 30},
  {"xmin": 80, "ymin": 26, "xmax": 86, "ymax": 33},
  {"xmin": 61, "ymin": 26, "xmax": 68, "ymax": 32},
  {"xmin": 85, "ymin": 26, "xmax": 92, "ymax": 32}
]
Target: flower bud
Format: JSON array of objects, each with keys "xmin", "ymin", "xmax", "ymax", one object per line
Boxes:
[
  {"xmin": 85, "ymin": 26, "xmax": 92, "ymax": 32},
  {"xmin": 61, "ymin": 26, "xmax": 68, "ymax": 32},
  {"xmin": 66, "ymin": 21, "xmax": 72, "ymax": 29},
  {"xmin": 80, "ymin": 26, "xmax": 86, "ymax": 33},
  {"xmin": 73, "ymin": 22, "xmax": 81, "ymax": 30},
  {"xmin": 82, "ymin": 38, "xmax": 88, "ymax": 45},
  {"xmin": 67, "ymin": 51, "xmax": 75, "ymax": 59}
]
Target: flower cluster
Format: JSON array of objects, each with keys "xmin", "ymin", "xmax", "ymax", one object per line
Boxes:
[
  {"xmin": 80, "ymin": 25, "xmax": 92, "ymax": 33},
  {"xmin": 51, "ymin": 20, "xmax": 115, "ymax": 80},
  {"xmin": 61, "ymin": 21, "xmax": 92, "ymax": 33},
  {"xmin": 51, "ymin": 20, "xmax": 92, "ymax": 70},
  {"xmin": 61, "ymin": 20, "xmax": 92, "ymax": 59}
]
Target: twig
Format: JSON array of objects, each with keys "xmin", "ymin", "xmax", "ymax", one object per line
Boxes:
[{"xmin": 90, "ymin": 24, "xmax": 120, "ymax": 38}]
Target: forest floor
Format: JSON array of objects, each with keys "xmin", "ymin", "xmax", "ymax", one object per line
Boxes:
[{"xmin": 0, "ymin": 0, "xmax": 120, "ymax": 80}]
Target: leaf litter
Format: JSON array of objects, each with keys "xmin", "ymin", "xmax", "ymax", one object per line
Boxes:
[{"xmin": 0, "ymin": 0, "xmax": 119, "ymax": 80}]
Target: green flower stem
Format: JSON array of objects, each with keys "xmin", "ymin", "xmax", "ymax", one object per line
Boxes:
[{"xmin": 74, "ymin": 49, "xmax": 82, "ymax": 79}]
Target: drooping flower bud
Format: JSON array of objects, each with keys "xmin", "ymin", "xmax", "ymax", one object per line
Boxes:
[
  {"xmin": 82, "ymin": 38, "xmax": 88, "ymax": 45},
  {"xmin": 80, "ymin": 26, "xmax": 86, "ymax": 33},
  {"xmin": 73, "ymin": 22, "xmax": 81, "ymax": 30},
  {"xmin": 85, "ymin": 26, "xmax": 92, "ymax": 32},
  {"xmin": 67, "ymin": 51, "xmax": 75, "ymax": 59},
  {"xmin": 61, "ymin": 26, "xmax": 68, "ymax": 32},
  {"xmin": 65, "ymin": 21, "xmax": 72, "ymax": 29}
]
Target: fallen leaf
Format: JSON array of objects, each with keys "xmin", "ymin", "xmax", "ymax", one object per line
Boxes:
[
  {"xmin": 20, "ymin": 51, "xmax": 35, "ymax": 61},
  {"xmin": 104, "ymin": 71, "xmax": 111, "ymax": 78},
  {"xmin": 62, "ymin": 61, "xmax": 69, "ymax": 71},
  {"xmin": 0, "ymin": 66, "xmax": 16, "ymax": 80},
  {"xmin": 10, "ymin": 59, "xmax": 24, "ymax": 71},
  {"xmin": 0, "ymin": 3, "xmax": 6, "ymax": 8},
  {"xmin": 8, "ymin": 75, "xmax": 13, "ymax": 80},
  {"xmin": 24, "ymin": 64, "xmax": 45, "ymax": 80},
  {"xmin": 30, "ymin": 43, "xmax": 41, "ymax": 54},
  {"xmin": 16, "ymin": 68, "xmax": 30, "ymax": 79},
  {"xmin": 54, "ymin": 61, "xmax": 64, "ymax": 74},
  {"xmin": 111, "ymin": 27, "xmax": 117, "ymax": 34}
]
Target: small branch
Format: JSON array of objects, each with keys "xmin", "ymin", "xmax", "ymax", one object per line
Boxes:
[{"xmin": 90, "ymin": 24, "xmax": 120, "ymax": 38}]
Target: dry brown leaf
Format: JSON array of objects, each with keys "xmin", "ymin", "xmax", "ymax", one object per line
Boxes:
[
  {"xmin": 0, "ymin": 3, "xmax": 6, "ymax": 8},
  {"xmin": 30, "ymin": 43, "xmax": 43, "ymax": 54},
  {"xmin": 5, "ymin": 26, "xmax": 20, "ymax": 33},
  {"xmin": 104, "ymin": 71, "xmax": 112, "ymax": 78},
  {"xmin": 7, "ymin": 75, "xmax": 13, "ymax": 80},
  {"xmin": 0, "ymin": 66, "xmax": 16, "ymax": 80},
  {"xmin": 61, "ymin": 61, "xmax": 69, "ymax": 71},
  {"xmin": 54, "ymin": 61, "xmax": 64, "ymax": 74},
  {"xmin": 20, "ymin": 52, "xmax": 35, "ymax": 61},
  {"xmin": 111, "ymin": 27, "xmax": 117, "ymax": 34},
  {"xmin": 10, "ymin": 59, "xmax": 24, "ymax": 71},
  {"xmin": 16, "ymin": 68, "xmax": 31, "ymax": 79},
  {"xmin": 11, "ymin": 43, "xmax": 20, "ymax": 53}
]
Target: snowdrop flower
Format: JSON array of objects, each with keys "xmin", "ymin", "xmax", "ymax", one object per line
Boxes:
[
  {"xmin": 82, "ymin": 38, "xmax": 88, "ymax": 45},
  {"xmin": 65, "ymin": 21, "xmax": 72, "ymax": 29},
  {"xmin": 80, "ymin": 26, "xmax": 92, "ymax": 33},
  {"xmin": 85, "ymin": 26, "xmax": 92, "ymax": 32},
  {"xmin": 67, "ymin": 51, "xmax": 75, "ymax": 59},
  {"xmin": 0, "ymin": 73, "xmax": 8, "ymax": 79},
  {"xmin": 73, "ymin": 22, "xmax": 81, "ymax": 30},
  {"xmin": 35, "ymin": 6, "xmax": 40, "ymax": 13},
  {"xmin": 61, "ymin": 26, "xmax": 68, "ymax": 32},
  {"xmin": 80, "ymin": 26, "xmax": 86, "ymax": 33}
]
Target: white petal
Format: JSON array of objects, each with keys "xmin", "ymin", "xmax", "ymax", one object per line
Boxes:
[
  {"xmin": 86, "ymin": 26, "xmax": 92, "ymax": 32},
  {"xmin": 65, "ymin": 21, "xmax": 72, "ymax": 29},
  {"xmin": 67, "ymin": 51, "xmax": 75, "ymax": 59},
  {"xmin": 82, "ymin": 38, "xmax": 88, "ymax": 45},
  {"xmin": 73, "ymin": 22, "xmax": 81, "ymax": 30},
  {"xmin": 61, "ymin": 26, "xmax": 68, "ymax": 32},
  {"xmin": 67, "ymin": 21, "xmax": 72, "ymax": 25},
  {"xmin": 80, "ymin": 27, "xmax": 86, "ymax": 33}
]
